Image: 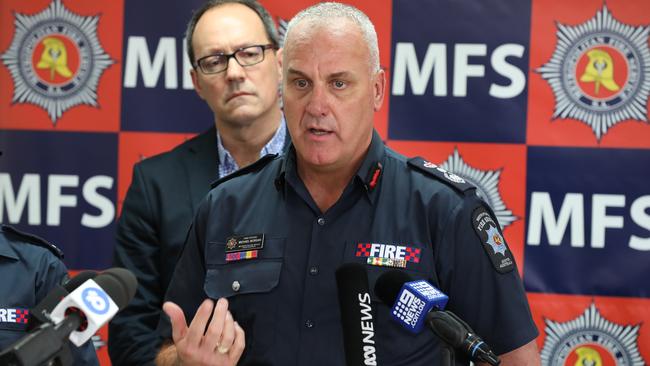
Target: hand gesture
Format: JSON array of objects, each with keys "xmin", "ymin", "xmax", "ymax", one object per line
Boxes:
[{"xmin": 163, "ymin": 298, "xmax": 245, "ymax": 366}]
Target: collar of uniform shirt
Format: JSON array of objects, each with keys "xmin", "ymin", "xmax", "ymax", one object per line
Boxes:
[
  {"xmin": 0, "ymin": 229, "xmax": 20, "ymax": 260},
  {"xmin": 277, "ymin": 129, "xmax": 386, "ymax": 205},
  {"xmin": 216, "ymin": 116, "xmax": 287, "ymax": 178}
]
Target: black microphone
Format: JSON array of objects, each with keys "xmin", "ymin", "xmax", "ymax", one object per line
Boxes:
[
  {"xmin": 335, "ymin": 263, "xmax": 378, "ymax": 366},
  {"xmin": 27, "ymin": 271, "xmax": 98, "ymax": 331},
  {"xmin": 427, "ymin": 311, "xmax": 500, "ymax": 366},
  {"xmin": 374, "ymin": 270, "xmax": 500, "ymax": 366},
  {"xmin": 0, "ymin": 268, "xmax": 137, "ymax": 366}
]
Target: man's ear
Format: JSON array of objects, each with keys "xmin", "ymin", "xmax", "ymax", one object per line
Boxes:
[
  {"xmin": 276, "ymin": 47, "xmax": 283, "ymax": 82},
  {"xmin": 373, "ymin": 68, "xmax": 386, "ymax": 111},
  {"xmin": 190, "ymin": 68, "xmax": 205, "ymax": 100}
]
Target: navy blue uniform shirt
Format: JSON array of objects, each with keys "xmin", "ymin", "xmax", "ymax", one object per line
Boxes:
[
  {"xmin": 0, "ymin": 225, "xmax": 99, "ymax": 365},
  {"xmin": 162, "ymin": 130, "xmax": 538, "ymax": 365}
]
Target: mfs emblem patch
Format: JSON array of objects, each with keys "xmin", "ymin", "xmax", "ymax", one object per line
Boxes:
[
  {"xmin": 472, "ymin": 206, "xmax": 514, "ymax": 273},
  {"xmin": 0, "ymin": 0, "xmax": 114, "ymax": 123},
  {"xmin": 536, "ymin": 5, "xmax": 650, "ymax": 140},
  {"xmin": 540, "ymin": 303, "xmax": 645, "ymax": 366}
]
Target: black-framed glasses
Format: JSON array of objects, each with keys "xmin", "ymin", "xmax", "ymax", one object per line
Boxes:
[{"xmin": 194, "ymin": 44, "xmax": 277, "ymax": 74}]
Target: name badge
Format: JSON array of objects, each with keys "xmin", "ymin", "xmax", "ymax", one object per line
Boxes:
[{"xmin": 225, "ymin": 234, "xmax": 264, "ymax": 253}]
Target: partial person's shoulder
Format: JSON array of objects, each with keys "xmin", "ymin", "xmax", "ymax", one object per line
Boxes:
[
  {"xmin": 405, "ymin": 155, "xmax": 477, "ymax": 196},
  {"xmin": 210, "ymin": 153, "xmax": 281, "ymax": 189},
  {"xmin": 0, "ymin": 224, "xmax": 64, "ymax": 259},
  {"xmin": 136, "ymin": 127, "xmax": 215, "ymax": 169}
]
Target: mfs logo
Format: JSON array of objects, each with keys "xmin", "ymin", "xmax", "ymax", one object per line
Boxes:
[
  {"xmin": 0, "ymin": 0, "xmax": 114, "ymax": 123},
  {"xmin": 440, "ymin": 148, "xmax": 517, "ymax": 230},
  {"xmin": 524, "ymin": 147, "xmax": 650, "ymax": 298},
  {"xmin": 536, "ymin": 5, "xmax": 650, "ymax": 140},
  {"xmin": 540, "ymin": 303, "xmax": 645, "ymax": 366},
  {"xmin": 388, "ymin": 0, "xmax": 531, "ymax": 143}
]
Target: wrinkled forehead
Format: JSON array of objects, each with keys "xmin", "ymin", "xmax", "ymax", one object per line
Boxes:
[{"xmin": 284, "ymin": 18, "xmax": 365, "ymax": 64}]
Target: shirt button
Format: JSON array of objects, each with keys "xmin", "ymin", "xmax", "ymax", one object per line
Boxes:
[
  {"xmin": 309, "ymin": 266, "xmax": 319, "ymax": 276},
  {"xmin": 304, "ymin": 319, "xmax": 314, "ymax": 328},
  {"xmin": 317, "ymin": 217, "xmax": 325, "ymax": 226},
  {"xmin": 232, "ymin": 281, "xmax": 240, "ymax": 292}
]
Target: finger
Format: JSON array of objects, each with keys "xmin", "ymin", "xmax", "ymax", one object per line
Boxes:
[
  {"xmin": 186, "ymin": 299, "xmax": 214, "ymax": 347},
  {"xmin": 203, "ymin": 297, "xmax": 229, "ymax": 352},
  {"xmin": 229, "ymin": 321, "xmax": 246, "ymax": 362},
  {"xmin": 217, "ymin": 311, "xmax": 235, "ymax": 354},
  {"xmin": 163, "ymin": 301, "xmax": 187, "ymax": 344}
]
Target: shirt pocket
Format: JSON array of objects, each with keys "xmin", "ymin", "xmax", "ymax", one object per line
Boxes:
[
  {"xmin": 204, "ymin": 237, "xmax": 285, "ymax": 299},
  {"xmin": 203, "ymin": 237, "xmax": 286, "ymax": 359}
]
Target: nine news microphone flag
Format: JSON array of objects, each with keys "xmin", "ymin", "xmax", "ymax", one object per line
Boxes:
[
  {"xmin": 375, "ymin": 270, "xmax": 500, "ymax": 366},
  {"xmin": 0, "ymin": 268, "xmax": 137, "ymax": 366}
]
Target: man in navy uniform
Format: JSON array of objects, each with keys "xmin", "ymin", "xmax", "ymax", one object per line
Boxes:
[
  {"xmin": 109, "ymin": 0, "xmax": 288, "ymax": 364},
  {"xmin": 157, "ymin": 2, "xmax": 540, "ymax": 365},
  {"xmin": 0, "ymin": 224, "xmax": 99, "ymax": 365}
]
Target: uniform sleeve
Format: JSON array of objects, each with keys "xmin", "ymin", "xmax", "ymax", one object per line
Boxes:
[
  {"xmin": 157, "ymin": 197, "xmax": 210, "ymax": 340},
  {"xmin": 109, "ymin": 163, "xmax": 162, "ymax": 366},
  {"xmin": 39, "ymin": 255, "xmax": 99, "ymax": 366},
  {"xmin": 434, "ymin": 194, "xmax": 538, "ymax": 355}
]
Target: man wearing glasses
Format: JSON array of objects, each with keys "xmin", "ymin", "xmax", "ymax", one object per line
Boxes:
[{"xmin": 108, "ymin": 1, "xmax": 287, "ymax": 365}]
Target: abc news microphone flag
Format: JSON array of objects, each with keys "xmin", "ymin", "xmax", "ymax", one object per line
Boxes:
[{"xmin": 1, "ymin": 0, "xmax": 649, "ymax": 364}]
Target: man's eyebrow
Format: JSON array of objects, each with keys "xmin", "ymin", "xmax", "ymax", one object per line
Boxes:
[
  {"xmin": 287, "ymin": 67, "xmax": 308, "ymax": 78},
  {"xmin": 328, "ymin": 71, "xmax": 352, "ymax": 79},
  {"xmin": 202, "ymin": 43, "xmax": 259, "ymax": 55}
]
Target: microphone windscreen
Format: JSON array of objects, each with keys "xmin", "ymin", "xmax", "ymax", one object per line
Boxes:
[
  {"xmin": 426, "ymin": 311, "xmax": 465, "ymax": 347},
  {"xmin": 94, "ymin": 268, "xmax": 137, "ymax": 309},
  {"xmin": 374, "ymin": 269, "xmax": 413, "ymax": 305},
  {"xmin": 62, "ymin": 271, "xmax": 98, "ymax": 292}
]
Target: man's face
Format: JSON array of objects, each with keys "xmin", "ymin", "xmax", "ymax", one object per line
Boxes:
[
  {"xmin": 282, "ymin": 20, "xmax": 385, "ymax": 173},
  {"xmin": 191, "ymin": 4, "xmax": 281, "ymax": 126}
]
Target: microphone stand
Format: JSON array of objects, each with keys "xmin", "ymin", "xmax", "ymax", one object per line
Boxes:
[{"xmin": 439, "ymin": 341, "xmax": 455, "ymax": 366}]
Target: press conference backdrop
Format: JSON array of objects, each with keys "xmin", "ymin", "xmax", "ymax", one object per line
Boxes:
[{"xmin": 0, "ymin": 0, "xmax": 648, "ymax": 364}]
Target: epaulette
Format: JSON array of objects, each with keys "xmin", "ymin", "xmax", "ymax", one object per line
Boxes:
[
  {"xmin": 210, "ymin": 153, "xmax": 279, "ymax": 189},
  {"xmin": 407, "ymin": 156, "xmax": 476, "ymax": 194},
  {"xmin": 1, "ymin": 224, "xmax": 64, "ymax": 258}
]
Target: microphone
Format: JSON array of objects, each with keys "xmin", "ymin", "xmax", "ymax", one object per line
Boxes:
[
  {"xmin": 374, "ymin": 270, "xmax": 448, "ymax": 333},
  {"xmin": 50, "ymin": 267, "xmax": 137, "ymax": 346},
  {"xmin": 335, "ymin": 263, "xmax": 378, "ymax": 366},
  {"xmin": 27, "ymin": 271, "xmax": 98, "ymax": 331},
  {"xmin": 0, "ymin": 268, "xmax": 137, "ymax": 366},
  {"xmin": 375, "ymin": 270, "xmax": 500, "ymax": 366},
  {"xmin": 428, "ymin": 311, "xmax": 501, "ymax": 366}
]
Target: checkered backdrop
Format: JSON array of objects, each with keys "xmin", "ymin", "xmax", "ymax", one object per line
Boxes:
[{"xmin": 1, "ymin": 0, "xmax": 649, "ymax": 365}]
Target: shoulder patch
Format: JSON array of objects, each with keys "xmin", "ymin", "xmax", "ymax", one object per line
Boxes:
[
  {"xmin": 407, "ymin": 156, "xmax": 475, "ymax": 194},
  {"xmin": 1, "ymin": 225, "xmax": 64, "ymax": 258},
  {"xmin": 470, "ymin": 206, "xmax": 514, "ymax": 273},
  {"xmin": 211, "ymin": 153, "xmax": 279, "ymax": 189}
]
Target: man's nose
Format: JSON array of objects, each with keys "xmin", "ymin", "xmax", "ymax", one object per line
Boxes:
[
  {"xmin": 225, "ymin": 56, "xmax": 246, "ymax": 81},
  {"xmin": 305, "ymin": 83, "xmax": 330, "ymax": 117}
]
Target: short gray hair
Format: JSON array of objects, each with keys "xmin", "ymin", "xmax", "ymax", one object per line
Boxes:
[{"xmin": 284, "ymin": 2, "xmax": 380, "ymax": 72}]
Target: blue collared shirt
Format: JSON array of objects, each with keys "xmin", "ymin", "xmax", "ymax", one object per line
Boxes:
[{"xmin": 216, "ymin": 117, "xmax": 286, "ymax": 178}]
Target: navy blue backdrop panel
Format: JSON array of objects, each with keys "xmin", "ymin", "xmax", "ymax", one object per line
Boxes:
[
  {"xmin": 0, "ymin": 130, "xmax": 117, "ymax": 269},
  {"xmin": 120, "ymin": 0, "xmax": 214, "ymax": 133},
  {"xmin": 524, "ymin": 146, "xmax": 650, "ymax": 298},
  {"xmin": 389, "ymin": 0, "xmax": 531, "ymax": 143}
]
